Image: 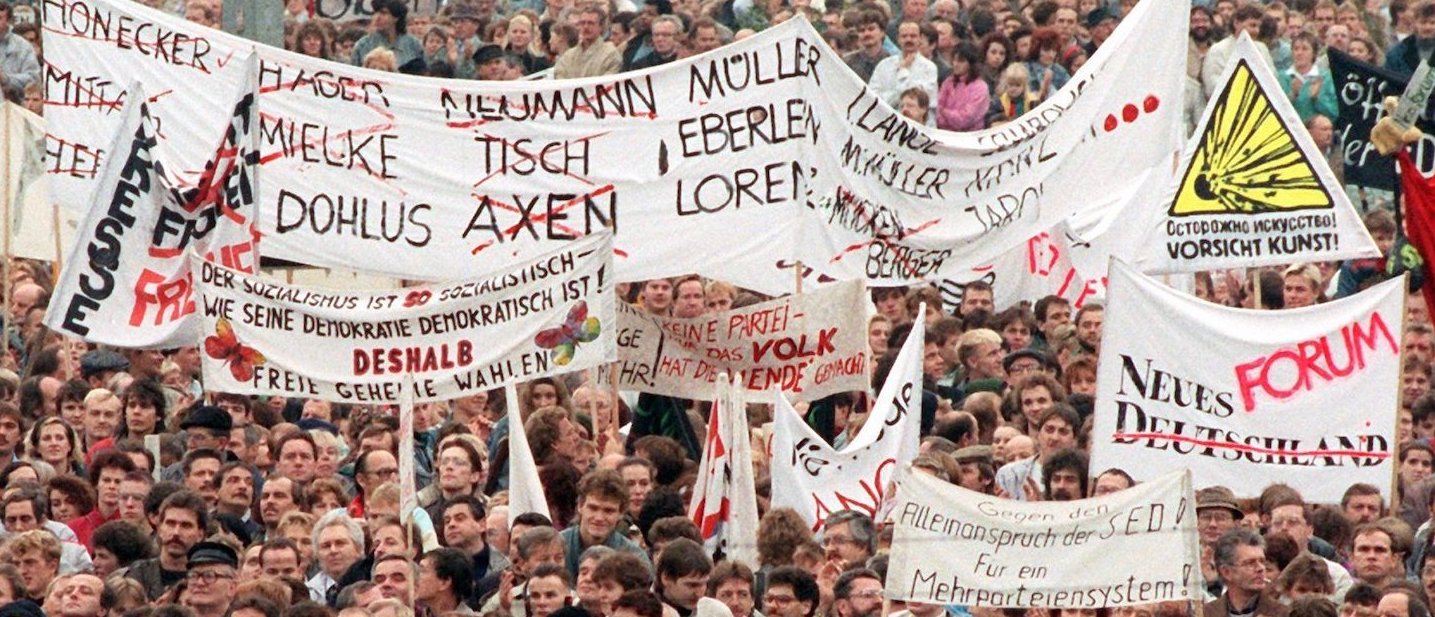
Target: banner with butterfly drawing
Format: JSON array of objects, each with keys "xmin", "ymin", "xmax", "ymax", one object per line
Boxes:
[
  {"xmin": 614, "ymin": 280, "xmax": 868, "ymax": 402},
  {"xmin": 1129, "ymin": 34, "xmax": 1379, "ymax": 274},
  {"xmin": 192, "ymin": 232, "xmax": 615, "ymax": 404}
]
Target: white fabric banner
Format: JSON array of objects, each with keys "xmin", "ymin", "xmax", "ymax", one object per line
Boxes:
[
  {"xmin": 505, "ymin": 384, "xmax": 552, "ymax": 528},
  {"xmin": 3, "ymin": 102, "xmax": 76, "ymax": 262},
  {"xmin": 886, "ymin": 469, "xmax": 1200, "ymax": 608},
  {"xmin": 44, "ymin": 80, "xmax": 260, "ymax": 349},
  {"xmin": 1091, "ymin": 260, "xmax": 1401, "ymax": 502},
  {"xmin": 690, "ymin": 373, "xmax": 760, "ymax": 565},
  {"xmin": 1125, "ymin": 35, "xmax": 1379, "ymax": 273},
  {"xmin": 44, "ymin": 0, "xmax": 1188, "ymax": 294},
  {"xmin": 769, "ymin": 304, "xmax": 924, "ymax": 532},
  {"xmin": 616, "ymin": 280, "xmax": 867, "ymax": 401},
  {"xmin": 194, "ymin": 232, "xmax": 615, "ymax": 403},
  {"xmin": 939, "ymin": 220, "xmax": 1108, "ymax": 313}
]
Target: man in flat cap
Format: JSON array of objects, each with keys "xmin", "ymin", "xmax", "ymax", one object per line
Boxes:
[
  {"xmin": 184, "ymin": 541, "xmax": 239, "ymax": 617},
  {"xmin": 472, "ymin": 43, "xmax": 506, "ymax": 80},
  {"xmin": 78, "ymin": 351, "xmax": 127, "ymax": 390}
]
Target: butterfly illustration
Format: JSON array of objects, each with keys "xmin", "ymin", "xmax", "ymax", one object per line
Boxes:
[
  {"xmin": 534, "ymin": 302, "xmax": 601, "ymax": 366},
  {"xmin": 204, "ymin": 317, "xmax": 266, "ymax": 382}
]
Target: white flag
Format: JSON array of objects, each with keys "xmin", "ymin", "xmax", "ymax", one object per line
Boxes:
[
  {"xmin": 506, "ymin": 384, "xmax": 551, "ymax": 527},
  {"xmin": 770, "ymin": 304, "xmax": 925, "ymax": 531},
  {"xmin": 689, "ymin": 373, "xmax": 760, "ymax": 565}
]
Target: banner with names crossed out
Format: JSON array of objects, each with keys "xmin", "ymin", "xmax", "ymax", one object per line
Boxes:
[{"xmin": 1090, "ymin": 259, "xmax": 1401, "ymax": 502}]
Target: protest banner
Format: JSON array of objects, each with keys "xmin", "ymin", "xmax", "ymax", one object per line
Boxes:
[
  {"xmin": 690, "ymin": 373, "xmax": 759, "ymax": 564},
  {"xmin": 886, "ymin": 469, "xmax": 1200, "ymax": 608},
  {"xmin": 2, "ymin": 102, "xmax": 75, "ymax": 262},
  {"xmin": 1090, "ymin": 260, "xmax": 1401, "ymax": 502},
  {"xmin": 769, "ymin": 305, "xmax": 924, "ymax": 531},
  {"xmin": 1329, "ymin": 49, "xmax": 1435, "ymax": 191},
  {"xmin": 615, "ymin": 280, "xmax": 866, "ymax": 401},
  {"xmin": 1131, "ymin": 35, "xmax": 1379, "ymax": 274},
  {"xmin": 45, "ymin": 79, "xmax": 260, "ymax": 349},
  {"xmin": 939, "ymin": 221, "xmax": 1107, "ymax": 313},
  {"xmin": 194, "ymin": 232, "xmax": 615, "ymax": 404},
  {"xmin": 44, "ymin": 0, "xmax": 1188, "ymax": 295}
]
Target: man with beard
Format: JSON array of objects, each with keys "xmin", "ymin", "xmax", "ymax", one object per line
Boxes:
[
  {"xmin": 1188, "ymin": 6, "xmax": 1214, "ymax": 82},
  {"xmin": 832, "ymin": 569, "xmax": 883, "ymax": 617},
  {"xmin": 1041, "ymin": 448, "xmax": 1087, "ymax": 501},
  {"xmin": 126, "ymin": 491, "xmax": 209, "ymax": 599}
]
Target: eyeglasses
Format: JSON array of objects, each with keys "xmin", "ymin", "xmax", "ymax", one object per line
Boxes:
[
  {"xmin": 764, "ymin": 594, "xmax": 797, "ymax": 606},
  {"xmin": 821, "ymin": 535, "xmax": 854, "ymax": 548},
  {"xmin": 846, "ymin": 590, "xmax": 884, "ymax": 600},
  {"xmin": 187, "ymin": 571, "xmax": 235, "ymax": 584}
]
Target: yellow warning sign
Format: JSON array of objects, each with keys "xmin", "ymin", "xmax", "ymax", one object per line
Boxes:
[{"xmin": 1170, "ymin": 59, "xmax": 1333, "ymax": 216}]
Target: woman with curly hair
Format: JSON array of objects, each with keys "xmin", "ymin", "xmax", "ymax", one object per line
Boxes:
[{"xmin": 46, "ymin": 474, "xmax": 95, "ymax": 522}]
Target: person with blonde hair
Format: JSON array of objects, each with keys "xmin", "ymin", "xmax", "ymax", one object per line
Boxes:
[
  {"xmin": 364, "ymin": 47, "xmax": 399, "ymax": 71},
  {"xmin": 1283, "ymin": 263, "xmax": 1325, "ymax": 309},
  {"xmin": 10, "ymin": 528, "xmax": 62, "ymax": 601},
  {"xmin": 82, "ymin": 388, "xmax": 121, "ymax": 448}
]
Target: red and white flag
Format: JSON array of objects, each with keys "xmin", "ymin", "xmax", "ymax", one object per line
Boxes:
[{"xmin": 689, "ymin": 373, "xmax": 759, "ymax": 566}]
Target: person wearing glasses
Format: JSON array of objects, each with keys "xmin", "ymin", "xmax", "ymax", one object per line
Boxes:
[
  {"xmin": 182, "ymin": 541, "xmax": 240, "ymax": 617},
  {"xmin": 761, "ymin": 567, "xmax": 819, "ymax": 617},
  {"xmin": 349, "ymin": 448, "xmax": 400, "ymax": 518},
  {"xmin": 1203, "ymin": 529, "xmax": 1284, "ymax": 617},
  {"xmin": 831, "ymin": 569, "xmax": 883, "ymax": 617}
]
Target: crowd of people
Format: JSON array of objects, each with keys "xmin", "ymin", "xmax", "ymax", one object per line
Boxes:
[{"xmin": 2, "ymin": 3, "xmax": 1435, "ymax": 617}]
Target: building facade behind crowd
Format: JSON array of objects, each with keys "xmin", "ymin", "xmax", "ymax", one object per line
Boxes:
[{"xmin": 3, "ymin": 3, "xmax": 1435, "ymax": 617}]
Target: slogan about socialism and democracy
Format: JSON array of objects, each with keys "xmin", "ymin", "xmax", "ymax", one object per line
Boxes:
[{"xmin": 194, "ymin": 233, "xmax": 615, "ymax": 404}]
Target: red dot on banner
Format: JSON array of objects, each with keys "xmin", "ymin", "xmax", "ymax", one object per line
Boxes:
[
  {"xmin": 1104, "ymin": 115, "xmax": 1118, "ymax": 132},
  {"xmin": 1144, "ymin": 95, "xmax": 1160, "ymax": 113},
  {"xmin": 1123, "ymin": 104, "xmax": 1139, "ymax": 123}
]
